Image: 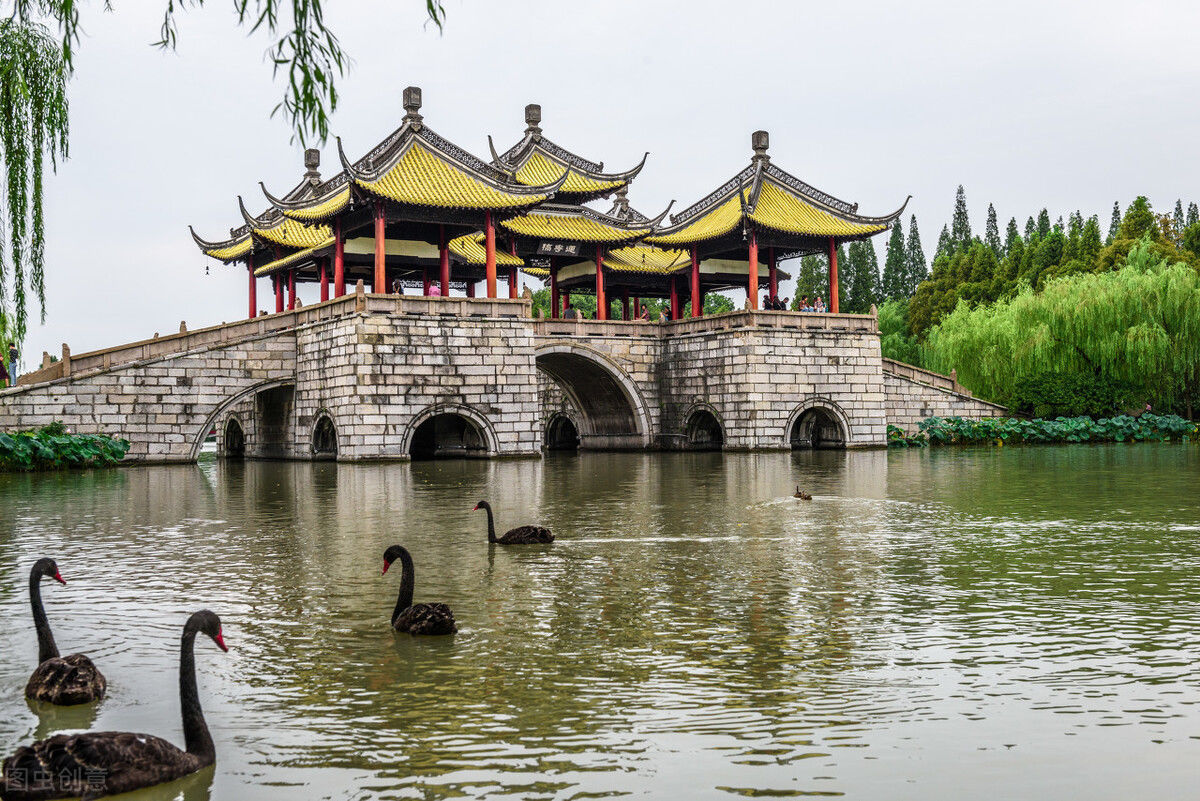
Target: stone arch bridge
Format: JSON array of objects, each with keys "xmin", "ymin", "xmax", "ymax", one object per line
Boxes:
[{"xmin": 2, "ymin": 292, "xmax": 1002, "ymax": 462}]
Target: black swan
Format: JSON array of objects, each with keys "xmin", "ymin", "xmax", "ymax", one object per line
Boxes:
[
  {"xmin": 474, "ymin": 501, "xmax": 554, "ymax": 544},
  {"xmin": 24, "ymin": 558, "xmax": 107, "ymax": 706},
  {"xmin": 794, "ymin": 486, "xmax": 812, "ymax": 501},
  {"xmin": 382, "ymin": 545, "xmax": 456, "ymax": 635},
  {"xmin": 1, "ymin": 610, "xmax": 228, "ymax": 801}
]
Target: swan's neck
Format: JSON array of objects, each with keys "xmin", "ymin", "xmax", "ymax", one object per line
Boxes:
[
  {"xmin": 391, "ymin": 551, "xmax": 415, "ymax": 623},
  {"xmin": 180, "ymin": 628, "xmax": 215, "ymax": 763},
  {"xmin": 29, "ymin": 571, "xmax": 59, "ymax": 664},
  {"xmin": 485, "ymin": 506, "xmax": 497, "ymax": 543}
]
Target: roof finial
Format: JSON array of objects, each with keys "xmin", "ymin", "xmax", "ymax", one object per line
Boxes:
[
  {"xmin": 303, "ymin": 148, "xmax": 321, "ymax": 184},
  {"xmin": 403, "ymin": 86, "xmax": 423, "ymax": 128},
  {"xmin": 525, "ymin": 103, "xmax": 542, "ymax": 138},
  {"xmin": 613, "ymin": 185, "xmax": 630, "ymax": 217},
  {"xmin": 752, "ymin": 130, "xmax": 770, "ymax": 162}
]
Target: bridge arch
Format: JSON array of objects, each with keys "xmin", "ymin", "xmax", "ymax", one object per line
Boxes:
[
  {"xmin": 312, "ymin": 412, "xmax": 338, "ymax": 459},
  {"xmin": 402, "ymin": 403, "xmax": 499, "ymax": 460},
  {"xmin": 786, "ymin": 398, "xmax": 850, "ymax": 450},
  {"xmin": 535, "ymin": 342, "xmax": 650, "ymax": 450},
  {"xmin": 189, "ymin": 379, "xmax": 294, "ymax": 461},
  {"xmin": 545, "ymin": 412, "xmax": 581, "ymax": 451},
  {"xmin": 222, "ymin": 416, "xmax": 246, "ymax": 458},
  {"xmin": 683, "ymin": 403, "xmax": 725, "ymax": 451}
]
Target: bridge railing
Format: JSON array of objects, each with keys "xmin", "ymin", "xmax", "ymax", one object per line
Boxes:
[
  {"xmin": 533, "ymin": 310, "xmax": 878, "ymax": 339},
  {"xmin": 881, "ymin": 357, "xmax": 967, "ymax": 395}
]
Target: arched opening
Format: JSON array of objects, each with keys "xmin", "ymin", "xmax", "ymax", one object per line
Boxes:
[
  {"xmin": 255, "ymin": 385, "xmax": 295, "ymax": 459},
  {"xmin": 545, "ymin": 414, "xmax": 580, "ymax": 451},
  {"xmin": 684, "ymin": 409, "xmax": 724, "ymax": 450},
  {"xmin": 410, "ymin": 413, "xmax": 489, "ymax": 460},
  {"xmin": 790, "ymin": 407, "xmax": 846, "ymax": 449},
  {"xmin": 313, "ymin": 415, "xmax": 337, "ymax": 459},
  {"xmin": 535, "ymin": 347, "xmax": 647, "ymax": 450},
  {"xmin": 223, "ymin": 417, "xmax": 245, "ymax": 458}
]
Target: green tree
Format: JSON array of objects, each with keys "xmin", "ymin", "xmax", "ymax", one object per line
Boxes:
[
  {"xmin": 905, "ymin": 214, "xmax": 927, "ymax": 293},
  {"xmin": 881, "ymin": 221, "xmax": 906, "ymax": 300},
  {"xmin": 934, "ymin": 224, "xmax": 952, "ymax": 262},
  {"xmin": 1183, "ymin": 223, "xmax": 1200, "ymax": 259},
  {"xmin": 1003, "ymin": 217, "xmax": 1021, "ymax": 256},
  {"xmin": 950, "ymin": 185, "xmax": 971, "ymax": 253},
  {"xmin": 1025, "ymin": 216, "xmax": 1036, "ymax": 240},
  {"xmin": 1106, "ymin": 201, "xmax": 1121, "ymax": 244},
  {"xmin": 0, "ymin": 21, "xmax": 69, "ymax": 341},
  {"xmin": 1036, "ymin": 208, "xmax": 1051, "ymax": 239},
  {"xmin": 845, "ymin": 240, "xmax": 880, "ymax": 313},
  {"xmin": 1173, "ymin": 200, "xmax": 1185, "ymax": 235},
  {"xmin": 924, "ymin": 241, "xmax": 1200, "ymax": 413},
  {"xmin": 984, "ymin": 203, "xmax": 1001, "ymax": 256},
  {"xmin": 683, "ymin": 293, "xmax": 735, "ymax": 317},
  {"xmin": 877, "ymin": 298, "xmax": 920, "ymax": 365},
  {"xmin": 1188, "ymin": 202, "xmax": 1199, "ymax": 228}
]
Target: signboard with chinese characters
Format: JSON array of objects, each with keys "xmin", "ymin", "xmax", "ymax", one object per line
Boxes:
[{"xmin": 536, "ymin": 242, "xmax": 581, "ymax": 257}]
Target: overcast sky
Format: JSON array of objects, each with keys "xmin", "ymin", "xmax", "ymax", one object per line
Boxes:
[{"xmin": 24, "ymin": 0, "xmax": 1200, "ymax": 363}]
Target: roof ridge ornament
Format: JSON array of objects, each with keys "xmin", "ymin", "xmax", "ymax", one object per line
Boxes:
[
  {"xmin": 403, "ymin": 86, "xmax": 423, "ymax": 130},
  {"xmin": 304, "ymin": 148, "xmax": 321, "ymax": 185},
  {"xmin": 525, "ymin": 103, "xmax": 542, "ymax": 140},
  {"xmin": 751, "ymin": 130, "xmax": 770, "ymax": 164}
]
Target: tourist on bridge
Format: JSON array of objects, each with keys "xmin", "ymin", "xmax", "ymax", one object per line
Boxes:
[
  {"xmin": 563, "ymin": 302, "xmax": 578, "ymax": 320},
  {"xmin": 639, "ymin": 304, "xmax": 651, "ymax": 320},
  {"xmin": 798, "ymin": 296, "xmax": 810, "ymax": 311},
  {"xmin": 6, "ymin": 341, "xmax": 16, "ymax": 387},
  {"xmin": 815, "ymin": 296, "xmax": 827, "ymax": 313}
]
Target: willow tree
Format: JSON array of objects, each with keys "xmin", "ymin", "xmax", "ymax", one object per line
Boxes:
[
  {"xmin": 923, "ymin": 240, "xmax": 1200, "ymax": 413},
  {"xmin": 0, "ymin": 20, "xmax": 68, "ymax": 340}
]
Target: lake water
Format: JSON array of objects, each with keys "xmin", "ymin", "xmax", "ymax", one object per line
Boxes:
[{"xmin": 1, "ymin": 446, "xmax": 1198, "ymax": 799}]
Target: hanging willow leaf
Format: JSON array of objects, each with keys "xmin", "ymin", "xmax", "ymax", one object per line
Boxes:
[{"xmin": 0, "ymin": 19, "xmax": 69, "ymax": 341}]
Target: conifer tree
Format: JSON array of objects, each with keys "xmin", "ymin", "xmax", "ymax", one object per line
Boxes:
[
  {"xmin": 984, "ymin": 203, "xmax": 1002, "ymax": 256},
  {"xmin": 1025, "ymin": 216, "xmax": 1036, "ymax": 240},
  {"xmin": 1174, "ymin": 200, "xmax": 1185, "ymax": 235},
  {"xmin": 881, "ymin": 221, "xmax": 906, "ymax": 300},
  {"xmin": 1036, "ymin": 209, "xmax": 1051, "ymax": 239},
  {"xmin": 905, "ymin": 215, "xmax": 927, "ymax": 293},
  {"xmin": 935, "ymin": 224, "xmax": 952, "ymax": 263},
  {"xmin": 1079, "ymin": 215, "xmax": 1103, "ymax": 267},
  {"xmin": 1188, "ymin": 202, "xmax": 1199, "ymax": 228},
  {"xmin": 1004, "ymin": 218, "xmax": 1020, "ymax": 256},
  {"xmin": 846, "ymin": 240, "xmax": 880, "ymax": 313},
  {"xmin": 1107, "ymin": 202, "xmax": 1121, "ymax": 244},
  {"xmin": 950, "ymin": 185, "xmax": 971, "ymax": 253}
]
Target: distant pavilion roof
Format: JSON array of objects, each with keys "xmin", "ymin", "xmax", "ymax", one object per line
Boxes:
[
  {"xmin": 648, "ymin": 131, "xmax": 908, "ymax": 255},
  {"xmin": 490, "ymin": 104, "xmax": 647, "ymax": 204},
  {"xmin": 448, "ymin": 233, "xmax": 524, "ymax": 267}
]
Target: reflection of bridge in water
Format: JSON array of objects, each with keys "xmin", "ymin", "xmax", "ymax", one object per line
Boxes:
[{"xmin": 3, "ymin": 290, "xmax": 1003, "ymax": 463}]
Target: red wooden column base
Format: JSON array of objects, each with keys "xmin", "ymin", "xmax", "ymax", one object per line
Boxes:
[{"xmin": 247, "ymin": 258, "xmax": 257, "ymax": 319}]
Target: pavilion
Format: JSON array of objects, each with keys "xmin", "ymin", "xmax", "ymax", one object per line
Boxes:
[{"xmin": 191, "ymin": 88, "xmax": 906, "ymax": 320}]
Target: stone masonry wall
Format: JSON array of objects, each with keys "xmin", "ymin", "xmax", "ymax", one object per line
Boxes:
[
  {"xmin": 659, "ymin": 326, "xmax": 887, "ymax": 449},
  {"xmin": 292, "ymin": 312, "xmax": 540, "ymax": 460},
  {"xmin": 883, "ymin": 372, "xmax": 1008, "ymax": 434}
]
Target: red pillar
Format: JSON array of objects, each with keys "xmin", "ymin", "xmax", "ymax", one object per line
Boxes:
[
  {"xmin": 247, "ymin": 257, "xmax": 257, "ymax": 319},
  {"xmin": 690, "ymin": 246, "xmax": 701, "ymax": 318},
  {"xmin": 508, "ymin": 239, "xmax": 518, "ymax": 299},
  {"xmin": 319, "ymin": 258, "xmax": 329, "ymax": 302},
  {"xmin": 621, "ymin": 290, "xmax": 630, "ymax": 320},
  {"xmin": 274, "ymin": 274, "xmax": 284, "ymax": 313},
  {"xmin": 564, "ymin": 291, "xmax": 571, "ymax": 314},
  {"xmin": 438, "ymin": 224, "xmax": 450, "ymax": 296},
  {"xmin": 485, "ymin": 211, "xmax": 497, "ymax": 298},
  {"xmin": 828, "ymin": 236, "xmax": 839, "ymax": 314},
  {"xmin": 747, "ymin": 228, "xmax": 759, "ymax": 310},
  {"xmin": 768, "ymin": 247, "xmax": 778, "ymax": 302},
  {"xmin": 670, "ymin": 276, "xmax": 680, "ymax": 320},
  {"xmin": 287, "ymin": 269, "xmax": 296, "ymax": 310},
  {"xmin": 595, "ymin": 245, "xmax": 607, "ymax": 321},
  {"xmin": 373, "ymin": 200, "xmax": 386, "ymax": 293},
  {"xmin": 333, "ymin": 219, "xmax": 345, "ymax": 297},
  {"xmin": 550, "ymin": 259, "xmax": 560, "ymax": 319}
]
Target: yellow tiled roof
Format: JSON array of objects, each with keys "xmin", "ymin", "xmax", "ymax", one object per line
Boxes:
[
  {"xmin": 646, "ymin": 195, "xmax": 745, "ymax": 247},
  {"xmin": 253, "ymin": 215, "xmax": 333, "ymax": 249},
  {"xmin": 501, "ymin": 212, "xmax": 649, "ymax": 243},
  {"xmin": 204, "ymin": 236, "xmax": 254, "ymax": 261},
  {"xmin": 521, "ymin": 266, "xmax": 550, "ymax": 278},
  {"xmin": 254, "ymin": 237, "xmax": 335, "ymax": 276},
  {"xmin": 514, "ymin": 152, "xmax": 623, "ymax": 195},
  {"xmin": 448, "ymin": 233, "xmax": 524, "ymax": 266},
  {"xmin": 605, "ymin": 245, "xmax": 690, "ymax": 273},
  {"xmin": 358, "ymin": 143, "xmax": 550, "ymax": 210},
  {"xmin": 282, "ymin": 186, "xmax": 351, "ymax": 222},
  {"xmin": 749, "ymin": 181, "xmax": 889, "ymax": 237}
]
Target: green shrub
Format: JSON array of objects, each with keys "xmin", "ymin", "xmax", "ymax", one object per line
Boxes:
[
  {"xmin": 887, "ymin": 424, "xmax": 928, "ymax": 448},
  {"xmin": 0, "ymin": 424, "xmax": 130, "ymax": 471},
  {"xmin": 1006, "ymin": 372, "xmax": 1142, "ymax": 418},
  {"xmin": 915, "ymin": 413, "xmax": 1197, "ymax": 446}
]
